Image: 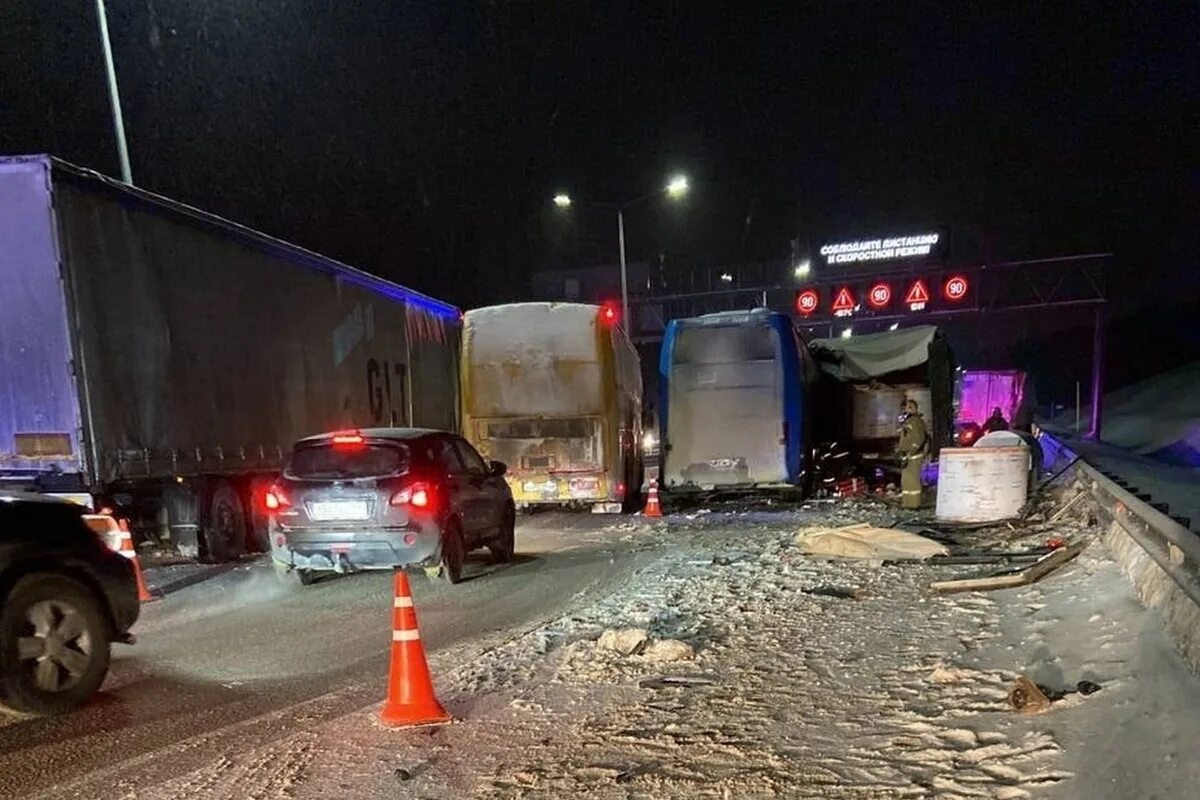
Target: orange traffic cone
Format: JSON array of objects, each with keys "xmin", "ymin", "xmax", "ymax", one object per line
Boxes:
[
  {"xmin": 117, "ymin": 520, "xmax": 155, "ymax": 603},
  {"xmin": 643, "ymin": 480, "xmax": 663, "ymax": 518},
  {"xmin": 380, "ymin": 570, "xmax": 451, "ymax": 728}
]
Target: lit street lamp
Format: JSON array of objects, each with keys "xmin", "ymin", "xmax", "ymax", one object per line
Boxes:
[
  {"xmin": 94, "ymin": 0, "xmax": 133, "ymax": 184},
  {"xmin": 793, "ymin": 260, "xmax": 811, "ymax": 279},
  {"xmin": 552, "ymin": 175, "xmax": 689, "ymax": 328}
]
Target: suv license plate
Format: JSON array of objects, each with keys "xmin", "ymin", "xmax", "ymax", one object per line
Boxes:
[{"xmin": 310, "ymin": 500, "xmax": 370, "ymax": 521}]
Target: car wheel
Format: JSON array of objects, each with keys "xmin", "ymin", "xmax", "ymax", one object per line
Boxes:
[
  {"xmin": 489, "ymin": 506, "xmax": 516, "ymax": 564},
  {"xmin": 205, "ymin": 480, "xmax": 246, "ymax": 563},
  {"xmin": 0, "ymin": 573, "xmax": 113, "ymax": 716},
  {"xmin": 440, "ymin": 521, "xmax": 465, "ymax": 584},
  {"xmin": 272, "ymin": 560, "xmax": 315, "ymax": 587}
]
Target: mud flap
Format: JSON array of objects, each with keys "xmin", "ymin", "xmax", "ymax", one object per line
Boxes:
[{"xmin": 163, "ymin": 482, "xmax": 202, "ymax": 559}]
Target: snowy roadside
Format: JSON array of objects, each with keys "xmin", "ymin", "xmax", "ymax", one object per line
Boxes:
[{"xmin": 111, "ymin": 509, "xmax": 1200, "ymax": 800}]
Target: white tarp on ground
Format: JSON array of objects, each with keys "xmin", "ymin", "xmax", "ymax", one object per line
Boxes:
[
  {"xmin": 792, "ymin": 523, "xmax": 949, "ymax": 560},
  {"xmin": 810, "ymin": 325, "xmax": 937, "ymax": 380},
  {"xmin": 1056, "ymin": 360, "xmax": 1200, "ymax": 467}
]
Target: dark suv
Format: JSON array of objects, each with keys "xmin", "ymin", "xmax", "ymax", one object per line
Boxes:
[
  {"xmin": 0, "ymin": 493, "xmax": 139, "ymax": 715},
  {"xmin": 266, "ymin": 428, "xmax": 515, "ymax": 585}
]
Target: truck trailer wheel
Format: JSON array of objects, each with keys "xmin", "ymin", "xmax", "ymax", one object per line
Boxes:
[{"xmin": 204, "ymin": 480, "xmax": 246, "ymax": 563}]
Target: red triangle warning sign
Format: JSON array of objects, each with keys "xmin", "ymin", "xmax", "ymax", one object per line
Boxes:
[
  {"xmin": 905, "ymin": 279, "xmax": 931, "ymax": 306},
  {"xmin": 831, "ymin": 286, "xmax": 856, "ymax": 313}
]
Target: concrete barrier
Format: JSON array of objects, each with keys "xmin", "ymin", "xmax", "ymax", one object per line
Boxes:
[{"xmin": 1038, "ymin": 430, "xmax": 1200, "ymax": 670}]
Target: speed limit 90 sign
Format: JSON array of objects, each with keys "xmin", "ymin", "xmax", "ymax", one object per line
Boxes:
[
  {"xmin": 795, "ymin": 289, "xmax": 819, "ymax": 315},
  {"xmin": 867, "ymin": 282, "xmax": 892, "ymax": 308},
  {"xmin": 943, "ymin": 274, "xmax": 970, "ymax": 302}
]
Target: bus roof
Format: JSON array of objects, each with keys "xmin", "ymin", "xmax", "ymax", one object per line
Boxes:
[
  {"xmin": 464, "ymin": 302, "xmax": 604, "ymax": 365},
  {"xmin": 671, "ymin": 308, "xmax": 782, "ymax": 329}
]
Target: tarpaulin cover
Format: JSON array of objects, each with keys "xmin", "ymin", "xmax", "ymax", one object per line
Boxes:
[{"xmin": 810, "ymin": 325, "xmax": 938, "ymax": 381}]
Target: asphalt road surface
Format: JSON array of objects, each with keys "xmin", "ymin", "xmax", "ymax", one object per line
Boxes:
[{"xmin": 0, "ymin": 513, "xmax": 653, "ymax": 800}]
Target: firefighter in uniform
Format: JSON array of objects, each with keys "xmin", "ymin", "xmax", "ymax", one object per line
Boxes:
[{"xmin": 896, "ymin": 398, "xmax": 929, "ymax": 509}]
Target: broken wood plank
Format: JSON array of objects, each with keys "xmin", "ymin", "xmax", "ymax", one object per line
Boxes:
[
  {"xmin": 1020, "ymin": 541, "xmax": 1087, "ymax": 583},
  {"xmin": 1048, "ymin": 490, "xmax": 1088, "ymax": 523},
  {"xmin": 931, "ymin": 542, "xmax": 1087, "ymax": 594}
]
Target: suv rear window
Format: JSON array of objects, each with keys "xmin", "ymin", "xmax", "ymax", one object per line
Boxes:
[{"xmin": 286, "ymin": 443, "xmax": 408, "ymax": 479}]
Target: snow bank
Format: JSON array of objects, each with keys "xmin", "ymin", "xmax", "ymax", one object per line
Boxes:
[{"xmin": 1057, "ymin": 360, "xmax": 1200, "ymax": 467}]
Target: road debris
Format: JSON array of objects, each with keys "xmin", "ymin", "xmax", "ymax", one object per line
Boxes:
[
  {"xmin": 597, "ymin": 628, "xmax": 650, "ymax": 655},
  {"xmin": 615, "ymin": 762, "xmax": 660, "ymax": 783},
  {"xmin": 1009, "ymin": 675, "xmax": 1103, "ymax": 713},
  {"xmin": 639, "ymin": 674, "xmax": 719, "ymax": 689},
  {"xmin": 931, "ymin": 541, "xmax": 1087, "ymax": 594},
  {"xmin": 641, "ymin": 639, "xmax": 695, "ymax": 662},
  {"xmin": 1008, "ymin": 675, "xmax": 1053, "ymax": 714},
  {"xmin": 801, "ymin": 585, "xmax": 868, "ymax": 600}
]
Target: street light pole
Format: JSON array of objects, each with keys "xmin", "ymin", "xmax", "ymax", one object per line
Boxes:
[
  {"xmin": 617, "ymin": 208, "xmax": 629, "ymax": 329},
  {"xmin": 552, "ymin": 175, "xmax": 687, "ymax": 333},
  {"xmin": 94, "ymin": 0, "xmax": 133, "ymax": 184}
]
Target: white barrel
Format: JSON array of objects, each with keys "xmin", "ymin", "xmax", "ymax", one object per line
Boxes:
[
  {"xmin": 935, "ymin": 446, "xmax": 1030, "ymax": 522},
  {"xmin": 974, "ymin": 431, "xmax": 1025, "ymax": 449}
]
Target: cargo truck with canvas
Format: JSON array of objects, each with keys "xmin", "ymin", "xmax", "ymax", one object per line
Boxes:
[
  {"xmin": 461, "ymin": 303, "xmax": 643, "ymax": 512},
  {"xmin": 808, "ymin": 325, "xmax": 954, "ymax": 456},
  {"xmin": 0, "ymin": 156, "xmax": 461, "ymax": 562}
]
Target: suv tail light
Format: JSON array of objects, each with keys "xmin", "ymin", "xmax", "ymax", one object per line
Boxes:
[
  {"xmin": 264, "ymin": 486, "xmax": 291, "ymax": 511},
  {"xmin": 391, "ymin": 482, "xmax": 432, "ymax": 509}
]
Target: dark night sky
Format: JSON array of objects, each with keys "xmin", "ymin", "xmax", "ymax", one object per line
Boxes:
[{"xmin": 2, "ymin": 2, "xmax": 1197, "ymax": 320}]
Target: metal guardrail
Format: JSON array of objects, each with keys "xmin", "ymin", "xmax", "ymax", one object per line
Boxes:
[{"xmin": 1038, "ymin": 431, "xmax": 1200, "ymax": 610}]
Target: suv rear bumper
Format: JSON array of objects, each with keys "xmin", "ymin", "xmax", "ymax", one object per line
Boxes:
[{"xmin": 268, "ymin": 520, "xmax": 441, "ymax": 572}]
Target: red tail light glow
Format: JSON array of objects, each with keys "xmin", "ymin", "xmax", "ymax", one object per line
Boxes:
[
  {"xmin": 264, "ymin": 486, "xmax": 290, "ymax": 511},
  {"xmin": 600, "ymin": 303, "xmax": 619, "ymax": 325},
  {"xmin": 391, "ymin": 483, "xmax": 432, "ymax": 509},
  {"xmin": 331, "ymin": 432, "xmax": 365, "ymax": 448}
]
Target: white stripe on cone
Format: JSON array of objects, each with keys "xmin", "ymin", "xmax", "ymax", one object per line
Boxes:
[{"xmin": 393, "ymin": 630, "xmax": 420, "ymax": 642}]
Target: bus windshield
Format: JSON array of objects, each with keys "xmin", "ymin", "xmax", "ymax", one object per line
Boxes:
[{"xmin": 674, "ymin": 325, "xmax": 777, "ymax": 365}]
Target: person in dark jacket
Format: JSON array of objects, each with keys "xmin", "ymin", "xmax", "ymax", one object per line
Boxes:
[{"xmin": 982, "ymin": 407, "xmax": 1009, "ymax": 433}]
